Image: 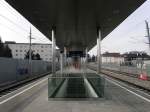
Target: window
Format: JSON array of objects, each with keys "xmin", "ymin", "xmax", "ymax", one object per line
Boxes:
[
  {"xmin": 41, "ymin": 50, "xmax": 44, "ymax": 52},
  {"xmin": 16, "ymin": 50, "xmax": 18, "ymax": 52}
]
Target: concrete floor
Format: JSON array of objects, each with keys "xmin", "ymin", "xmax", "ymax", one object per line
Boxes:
[
  {"xmin": 1, "ymin": 68, "xmax": 150, "ymax": 112},
  {"xmin": 10, "ymin": 76, "xmax": 150, "ymax": 112},
  {"xmin": 10, "ymin": 83, "xmax": 134, "ymax": 112}
]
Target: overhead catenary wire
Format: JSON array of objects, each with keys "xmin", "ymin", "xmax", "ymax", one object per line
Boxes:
[
  {"xmin": 108, "ymin": 17, "xmax": 150, "ymax": 40},
  {"xmin": 0, "ymin": 22, "xmax": 28, "ymax": 39},
  {"xmin": 0, "ymin": 14, "xmax": 30, "ymax": 33},
  {"xmin": 0, "ymin": 1, "xmax": 50, "ymax": 43},
  {"xmin": 0, "ymin": 0, "xmax": 31, "ymax": 25},
  {"xmin": 0, "ymin": 14, "xmax": 49, "ymax": 43}
]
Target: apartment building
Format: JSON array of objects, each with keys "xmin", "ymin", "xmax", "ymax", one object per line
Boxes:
[{"xmin": 5, "ymin": 41, "xmax": 54, "ymax": 62}]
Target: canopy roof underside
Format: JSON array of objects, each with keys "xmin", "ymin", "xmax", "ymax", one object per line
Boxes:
[{"xmin": 6, "ymin": 0, "xmax": 145, "ymax": 50}]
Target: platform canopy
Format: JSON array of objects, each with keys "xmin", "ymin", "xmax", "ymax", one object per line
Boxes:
[{"xmin": 6, "ymin": 0, "xmax": 145, "ymax": 51}]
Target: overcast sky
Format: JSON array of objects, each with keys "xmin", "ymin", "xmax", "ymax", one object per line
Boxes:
[
  {"xmin": 89, "ymin": 0, "xmax": 150, "ymax": 55},
  {"xmin": 0, "ymin": 0, "xmax": 51, "ymax": 44},
  {"xmin": 0, "ymin": 0, "xmax": 150, "ymax": 55}
]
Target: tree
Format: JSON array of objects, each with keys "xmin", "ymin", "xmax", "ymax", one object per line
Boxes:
[
  {"xmin": 0, "ymin": 38, "xmax": 12, "ymax": 58},
  {"xmin": 3, "ymin": 45, "xmax": 12, "ymax": 58},
  {"xmin": 35, "ymin": 53, "xmax": 41, "ymax": 60},
  {"xmin": 123, "ymin": 51, "xmax": 150, "ymax": 61},
  {"xmin": 24, "ymin": 50, "xmax": 34, "ymax": 60},
  {"xmin": 24, "ymin": 50, "xmax": 42, "ymax": 60},
  {"xmin": 0, "ymin": 38, "xmax": 4, "ymax": 57}
]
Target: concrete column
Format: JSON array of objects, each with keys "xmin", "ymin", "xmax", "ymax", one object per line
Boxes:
[
  {"xmin": 85, "ymin": 48, "xmax": 88, "ymax": 71},
  {"xmin": 29, "ymin": 27, "xmax": 32, "ymax": 75},
  {"xmin": 97, "ymin": 29, "xmax": 102, "ymax": 73},
  {"xmin": 52, "ymin": 29, "xmax": 56, "ymax": 74},
  {"xmin": 60, "ymin": 53, "xmax": 63, "ymax": 74},
  {"xmin": 64, "ymin": 47, "xmax": 67, "ymax": 67}
]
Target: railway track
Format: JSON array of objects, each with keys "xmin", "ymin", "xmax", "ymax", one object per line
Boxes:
[
  {"xmin": 0, "ymin": 72, "xmax": 50, "ymax": 97},
  {"xmin": 88, "ymin": 65, "xmax": 150, "ymax": 95}
]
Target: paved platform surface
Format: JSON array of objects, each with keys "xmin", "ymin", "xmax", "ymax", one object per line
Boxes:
[
  {"xmin": 10, "ymin": 79, "xmax": 150, "ymax": 112},
  {"xmin": 0, "ymin": 68, "xmax": 150, "ymax": 112}
]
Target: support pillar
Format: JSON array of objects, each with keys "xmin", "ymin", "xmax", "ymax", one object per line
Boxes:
[
  {"xmin": 60, "ymin": 53, "xmax": 63, "ymax": 74},
  {"xmin": 64, "ymin": 47, "xmax": 67, "ymax": 67},
  {"xmin": 85, "ymin": 48, "xmax": 88, "ymax": 72},
  {"xmin": 97, "ymin": 29, "xmax": 102, "ymax": 73},
  {"xmin": 29, "ymin": 27, "xmax": 32, "ymax": 75},
  {"xmin": 52, "ymin": 29, "xmax": 56, "ymax": 74}
]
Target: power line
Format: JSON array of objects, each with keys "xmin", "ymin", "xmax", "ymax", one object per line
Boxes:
[
  {"xmin": 0, "ymin": 1, "xmax": 26, "ymax": 22},
  {"xmin": 0, "ymin": 22, "xmax": 28, "ymax": 39},
  {"xmin": 110, "ymin": 17, "xmax": 150, "ymax": 39},
  {"xmin": 0, "ymin": 19, "xmax": 49, "ymax": 43},
  {"xmin": 0, "ymin": 1, "xmax": 47, "ymax": 39},
  {"xmin": 0, "ymin": 1, "xmax": 50, "ymax": 43},
  {"xmin": 31, "ymin": 36, "xmax": 50, "ymax": 43},
  {"xmin": 0, "ymin": 14, "xmax": 29, "ymax": 33},
  {"xmin": 0, "ymin": 14, "xmax": 48, "ymax": 42}
]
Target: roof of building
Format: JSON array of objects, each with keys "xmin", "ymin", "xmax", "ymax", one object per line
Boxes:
[
  {"xmin": 102, "ymin": 52, "xmax": 123, "ymax": 57},
  {"xmin": 5, "ymin": 0, "xmax": 145, "ymax": 50},
  {"xmin": 5, "ymin": 41, "xmax": 52, "ymax": 45}
]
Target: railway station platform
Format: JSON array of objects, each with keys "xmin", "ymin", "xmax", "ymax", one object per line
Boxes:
[
  {"xmin": 0, "ymin": 67, "xmax": 150, "ymax": 112},
  {"xmin": 0, "ymin": 0, "xmax": 149, "ymax": 112}
]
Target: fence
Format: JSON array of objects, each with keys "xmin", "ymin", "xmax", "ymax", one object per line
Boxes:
[
  {"xmin": 0, "ymin": 57, "xmax": 52, "ymax": 87},
  {"xmin": 89, "ymin": 60, "xmax": 150, "ymax": 77},
  {"xmin": 102, "ymin": 61, "xmax": 150, "ymax": 77}
]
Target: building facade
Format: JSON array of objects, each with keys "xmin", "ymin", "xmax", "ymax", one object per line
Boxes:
[
  {"xmin": 102, "ymin": 52, "xmax": 124, "ymax": 64},
  {"xmin": 5, "ymin": 41, "xmax": 54, "ymax": 62}
]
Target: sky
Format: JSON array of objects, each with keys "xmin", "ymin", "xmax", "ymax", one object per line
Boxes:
[
  {"xmin": 89, "ymin": 0, "xmax": 150, "ymax": 55},
  {"xmin": 0, "ymin": 0, "xmax": 150, "ymax": 55},
  {"xmin": 0, "ymin": 0, "xmax": 51, "ymax": 44}
]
